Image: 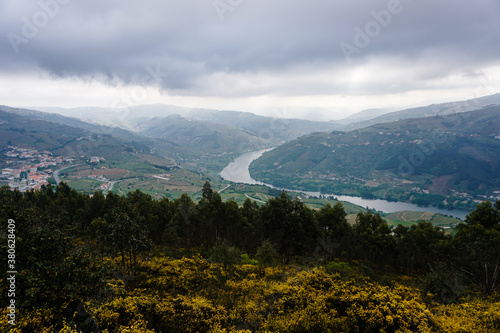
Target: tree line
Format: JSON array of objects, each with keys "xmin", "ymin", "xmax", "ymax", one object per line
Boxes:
[{"xmin": 1, "ymin": 181, "xmax": 499, "ymax": 319}]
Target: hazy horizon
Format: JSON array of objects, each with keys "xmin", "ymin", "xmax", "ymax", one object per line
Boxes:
[{"xmin": 1, "ymin": 1, "xmax": 499, "ymax": 120}]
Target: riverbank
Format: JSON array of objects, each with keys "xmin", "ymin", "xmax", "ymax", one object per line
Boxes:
[{"xmin": 222, "ymin": 149, "xmax": 471, "ymax": 220}]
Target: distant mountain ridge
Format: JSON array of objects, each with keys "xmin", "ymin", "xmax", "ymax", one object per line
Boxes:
[
  {"xmin": 0, "ymin": 105, "xmax": 146, "ymax": 142},
  {"xmin": 336, "ymin": 108, "xmax": 395, "ymax": 124},
  {"xmin": 1, "ymin": 104, "xmax": 338, "ymax": 172},
  {"xmin": 184, "ymin": 109, "xmax": 345, "ymax": 142},
  {"xmin": 31, "ymin": 93, "xmax": 500, "ymax": 134},
  {"xmin": 32, "ymin": 104, "xmax": 344, "ymax": 142},
  {"xmin": 343, "ymin": 93, "xmax": 500, "ymax": 130},
  {"xmin": 0, "ymin": 106, "xmax": 248, "ymax": 163},
  {"xmin": 0, "ymin": 107, "xmax": 153, "ymax": 162},
  {"xmin": 131, "ymin": 114, "xmax": 271, "ymax": 155}
]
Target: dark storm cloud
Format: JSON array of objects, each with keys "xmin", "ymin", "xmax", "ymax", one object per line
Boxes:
[{"xmin": 1, "ymin": 0, "xmax": 499, "ymax": 95}]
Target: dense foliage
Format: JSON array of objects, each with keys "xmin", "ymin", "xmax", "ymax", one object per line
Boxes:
[{"xmin": 1, "ymin": 182, "xmax": 499, "ymax": 332}]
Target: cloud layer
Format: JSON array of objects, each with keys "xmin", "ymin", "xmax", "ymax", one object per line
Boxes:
[{"xmin": 1, "ymin": 0, "xmax": 499, "ymax": 115}]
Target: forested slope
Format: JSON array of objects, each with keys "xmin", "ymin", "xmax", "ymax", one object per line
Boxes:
[
  {"xmin": 1, "ymin": 183, "xmax": 499, "ymax": 332},
  {"xmin": 251, "ymin": 106, "xmax": 500, "ymax": 209}
]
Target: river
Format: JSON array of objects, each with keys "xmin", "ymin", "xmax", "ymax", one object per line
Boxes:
[
  {"xmin": 220, "ymin": 148, "xmax": 275, "ymax": 185},
  {"xmin": 220, "ymin": 149, "xmax": 471, "ymax": 220}
]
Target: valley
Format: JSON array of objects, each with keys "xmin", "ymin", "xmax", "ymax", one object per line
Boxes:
[
  {"xmin": 3, "ymin": 96, "xmax": 500, "ymax": 228},
  {"xmin": 3, "ymin": 3, "xmax": 500, "ymax": 331}
]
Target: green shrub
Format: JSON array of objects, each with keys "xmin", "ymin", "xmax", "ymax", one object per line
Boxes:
[{"xmin": 326, "ymin": 261, "xmax": 351, "ymax": 274}]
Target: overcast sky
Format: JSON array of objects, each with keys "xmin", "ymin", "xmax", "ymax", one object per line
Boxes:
[{"xmin": 1, "ymin": 0, "xmax": 499, "ymax": 120}]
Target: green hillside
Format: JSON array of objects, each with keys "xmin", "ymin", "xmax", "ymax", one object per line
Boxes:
[
  {"xmin": 0, "ymin": 109, "xmax": 84, "ymax": 151},
  {"xmin": 132, "ymin": 114, "xmax": 272, "ymax": 155},
  {"xmin": 0, "ymin": 109, "xmax": 153, "ymax": 161},
  {"xmin": 0, "ymin": 105, "xmax": 147, "ymax": 142},
  {"xmin": 250, "ymin": 106, "xmax": 500, "ymax": 210},
  {"xmin": 0, "ymin": 105, "xmax": 235, "ymax": 165}
]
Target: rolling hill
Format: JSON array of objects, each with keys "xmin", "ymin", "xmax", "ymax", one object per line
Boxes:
[
  {"xmin": 31, "ymin": 104, "xmax": 344, "ymax": 143},
  {"xmin": 0, "ymin": 108, "xmax": 154, "ymax": 162},
  {"xmin": 0, "ymin": 105, "xmax": 148, "ymax": 143},
  {"xmin": 343, "ymin": 93, "xmax": 500, "ymax": 130},
  {"xmin": 130, "ymin": 114, "xmax": 271, "ymax": 155},
  {"xmin": 180, "ymin": 109, "xmax": 343, "ymax": 141},
  {"xmin": 250, "ymin": 106, "xmax": 500, "ymax": 209},
  {"xmin": 335, "ymin": 108, "xmax": 395, "ymax": 124},
  {"xmin": 0, "ymin": 105, "xmax": 258, "ymax": 165}
]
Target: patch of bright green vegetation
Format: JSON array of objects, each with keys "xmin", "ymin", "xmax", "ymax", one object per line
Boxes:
[
  {"xmin": 183, "ymin": 154, "xmax": 237, "ymax": 175},
  {"xmin": 382, "ymin": 210, "xmax": 462, "ymax": 228},
  {"xmin": 430, "ymin": 213, "xmax": 462, "ymax": 227},
  {"xmin": 109, "ymin": 167, "xmax": 212, "ymax": 200},
  {"xmin": 64, "ymin": 178, "xmax": 105, "ymax": 193},
  {"xmin": 105, "ymin": 160, "xmax": 163, "ymax": 175},
  {"xmin": 302, "ymin": 196, "xmax": 363, "ymax": 214},
  {"xmin": 218, "ymin": 183, "xmax": 275, "ymax": 206}
]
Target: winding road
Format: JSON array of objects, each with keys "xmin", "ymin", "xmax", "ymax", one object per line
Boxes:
[
  {"xmin": 245, "ymin": 194, "xmax": 266, "ymax": 204},
  {"xmin": 219, "ymin": 184, "xmax": 231, "ymax": 193},
  {"xmin": 106, "ymin": 178, "xmax": 137, "ymax": 192},
  {"xmin": 53, "ymin": 164, "xmax": 83, "ymax": 184}
]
